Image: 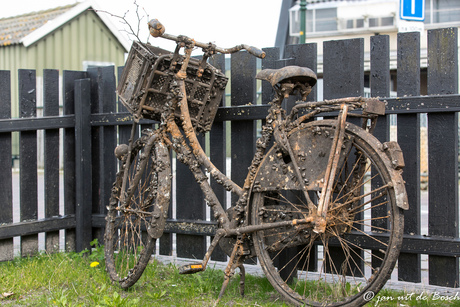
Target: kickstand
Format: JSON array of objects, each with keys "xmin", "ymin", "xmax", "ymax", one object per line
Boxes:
[{"xmin": 214, "ymin": 238, "xmax": 246, "ymax": 306}]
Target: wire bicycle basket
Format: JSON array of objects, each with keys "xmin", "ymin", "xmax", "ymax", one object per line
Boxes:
[{"xmin": 117, "ymin": 41, "xmax": 228, "ymax": 133}]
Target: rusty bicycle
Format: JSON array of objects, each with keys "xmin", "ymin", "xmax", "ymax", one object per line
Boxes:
[{"xmin": 104, "ymin": 19, "xmax": 408, "ymax": 306}]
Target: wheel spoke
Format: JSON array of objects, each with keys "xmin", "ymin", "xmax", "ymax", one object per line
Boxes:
[
  {"xmin": 251, "ymin": 120, "xmax": 404, "ymax": 306},
  {"xmin": 351, "ymin": 199, "xmax": 390, "ymax": 216},
  {"xmin": 346, "ymin": 224, "xmax": 389, "ymax": 248},
  {"xmin": 105, "ymin": 137, "xmax": 171, "ymax": 288}
]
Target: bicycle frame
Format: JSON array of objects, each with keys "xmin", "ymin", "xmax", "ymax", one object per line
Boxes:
[
  {"xmin": 121, "ymin": 34, "xmax": 387, "ymax": 245},
  {"xmin": 106, "ymin": 19, "xmax": 409, "ymax": 306}
]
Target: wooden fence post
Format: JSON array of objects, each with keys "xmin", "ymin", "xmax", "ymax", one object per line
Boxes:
[
  {"xmin": 427, "ymin": 27, "xmax": 459, "ymax": 287},
  {"xmin": 261, "ymin": 47, "xmax": 280, "ymax": 105},
  {"xmin": 87, "ymin": 67, "xmax": 117, "ymax": 243},
  {"xmin": 231, "ymin": 51, "xmax": 257, "ymax": 265},
  {"xmin": 63, "ymin": 70, "xmax": 87, "ymax": 252},
  {"xmin": 19, "ymin": 69, "xmax": 38, "ymax": 257},
  {"xmin": 230, "ymin": 51, "xmax": 257, "ymax": 200},
  {"xmin": 209, "ymin": 54, "xmax": 228, "ymax": 261},
  {"xmin": 74, "ymin": 78, "xmax": 92, "ymax": 252},
  {"xmin": 0, "ymin": 70, "xmax": 13, "ymax": 261},
  {"xmin": 396, "ymin": 32, "xmax": 422, "ymax": 283},
  {"xmin": 281, "ymin": 43, "xmax": 318, "ymax": 282},
  {"xmin": 175, "ymin": 136, "xmax": 207, "ymax": 259},
  {"xmin": 323, "ymin": 38, "xmax": 365, "ymax": 276},
  {"xmin": 43, "ymin": 69, "xmax": 60, "ymax": 253}
]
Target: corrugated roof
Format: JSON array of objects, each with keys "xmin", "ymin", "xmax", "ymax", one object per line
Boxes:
[{"xmin": 0, "ymin": 4, "xmax": 78, "ymax": 46}]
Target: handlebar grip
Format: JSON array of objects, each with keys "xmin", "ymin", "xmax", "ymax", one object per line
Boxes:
[
  {"xmin": 244, "ymin": 45, "xmax": 266, "ymax": 59},
  {"xmin": 148, "ymin": 19, "xmax": 165, "ymax": 37}
]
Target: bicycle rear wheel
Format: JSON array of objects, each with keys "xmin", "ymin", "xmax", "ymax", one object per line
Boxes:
[
  {"xmin": 105, "ymin": 134, "xmax": 171, "ymax": 289},
  {"xmin": 251, "ymin": 120, "xmax": 405, "ymax": 306}
]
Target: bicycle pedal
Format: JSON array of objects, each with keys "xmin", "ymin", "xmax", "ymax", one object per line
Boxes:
[{"xmin": 179, "ymin": 263, "xmax": 205, "ymax": 274}]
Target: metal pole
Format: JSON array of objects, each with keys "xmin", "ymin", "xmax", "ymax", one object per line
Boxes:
[{"xmin": 300, "ymin": 0, "xmax": 307, "ymax": 44}]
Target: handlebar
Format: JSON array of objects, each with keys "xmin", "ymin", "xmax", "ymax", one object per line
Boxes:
[{"xmin": 148, "ymin": 19, "xmax": 266, "ymax": 59}]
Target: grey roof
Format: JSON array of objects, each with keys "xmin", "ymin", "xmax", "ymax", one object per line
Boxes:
[{"xmin": 0, "ymin": 4, "xmax": 77, "ymax": 46}]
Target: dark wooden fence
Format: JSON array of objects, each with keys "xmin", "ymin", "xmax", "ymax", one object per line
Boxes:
[{"xmin": 0, "ymin": 27, "xmax": 459, "ymax": 288}]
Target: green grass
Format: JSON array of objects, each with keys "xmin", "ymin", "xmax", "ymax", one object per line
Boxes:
[
  {"xmin": 1, "ymin": 242, "xmax": 460, "ymax": 306},
  {"xmin": 0, "ymin": 241, "xmax": 287, "ymax": 306}
]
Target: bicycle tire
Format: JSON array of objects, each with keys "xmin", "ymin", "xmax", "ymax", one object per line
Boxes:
[
  {"xmin": 105, "ymin": 135, "xmax": 171, "ymax": 289},
  {"xmin": 250, "ymin": 120, "xmax": 404, "ymax": 306}
]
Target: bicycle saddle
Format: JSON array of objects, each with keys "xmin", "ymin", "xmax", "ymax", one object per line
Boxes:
[{"xmin": 256, "ymin": 66, "xmax": 317, "ymax": 87}]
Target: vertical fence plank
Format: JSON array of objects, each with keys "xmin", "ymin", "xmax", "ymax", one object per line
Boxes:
[
  {"xmin": 63, "ymin": 70, "xmax": 86, "ymax": 251},
  {"xmin": 427, "ymin": 28, "xmax": 459, "ymax": 287},
  {"xmin": 370, "ymin": 34, "xmax": 390, "ymax": 142},
  {"xmin": 19, "ymin": 69, "xmax": 38, "ymax": 257},
  {"xmin": 282, "ymin": 43, "xmax": 318, "ymax": 279},
  {"xmin": 323, "ymin": 39, "xmax": 364, "ymax": 99},
  {"xmin": 230, "ymin": 51, "xmax": 257, "ymax": 265},
  {"xmin": 261, "ymin": 47, "xmax": 280, "ymax": 105},
  {"xmin": 427, "ymin": 28, "xmax": 459, "ymax": 95},
  {"xmin": 323, "ymin": 38, "xmax": 365, "ymax": 276},
  {"xmin": 176, "ymin": 54, "xmax": 207, "ymax": 259},
  {"xmin": 88, "ymin": 67, "xmax": 103, "ymax": 244},
  {"xmin": 209, "ymin": 53, "xmax": 226, "ymax": 202},
  {"xmin": 260, "ymin": 47, "xmax": 280, "ymax": 153},
  {"xmin": 175, "ymin": 136, "xmax": 206, "ymax": 259},
  {"xmin": 87, "ymin": 67, "xmax": 117, "ymax": 243},
  {"xmin": 74, "ymin": 78, "xmax": 93, "ymax": 252},
  {"xmin": 370, "ymin": 35, "xmax": 391, "ymax": 98},
  {"xmin": 230, "ymin": 51, "xmax": 257, "ymax": 200},
  {"xmin": 43, "ymin": 69, "xmax": 60, "ymax": 253},
  {"xmin": 0, "ymin": 70, "xmax": 13, "ymax": 261},
  {"xmin": 265, "ymin": 56, "xmax": 296, "ymax": 280},
  {"xmin": 101, "ymin": 68, "xmax": 117, "ymax": 230},
  {"xmin": 209, "ymin": 53, "xmax": 228, "ymax": 261},
  {"xmin": 285, "ymin": 43, "xmax": 317, "ymax": 102},
  {"xmin": 396, "ymin": 32, "xmax": 421, "ymax": 283},
  {"xmin": 369, "ymin": 35, "xmax": 392, "ymax": 274},
  {"xmin": 117, "ymin": 66, "xmax": 133, "ymax": 146}
]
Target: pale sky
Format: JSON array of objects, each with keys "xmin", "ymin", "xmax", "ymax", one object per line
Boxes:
[{"xmin": 0, "ymin": 0, "xmax": 282, "ymax": 51}]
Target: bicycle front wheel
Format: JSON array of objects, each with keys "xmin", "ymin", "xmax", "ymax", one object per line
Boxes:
[
  {"xmin": 250, "ymin": 120, "xmax": 405, "ymax": 306},
  {"xmin": 105, "ymin": 135, "xmax": 171, "ymax": 289}
]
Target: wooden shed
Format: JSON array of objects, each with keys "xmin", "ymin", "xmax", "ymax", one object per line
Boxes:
[
  {"xmin": 0, "ymin": 1, "xmax": 130, "ymax": 160},
  {"xmin": 0, "ymin": 1, "xmax": 130, "ymax": 117}
]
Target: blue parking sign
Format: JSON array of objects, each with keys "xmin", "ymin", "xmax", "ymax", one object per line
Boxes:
[{"xmin": 400, "ymin": 0, "xmax": 425, "ymax": 21}]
